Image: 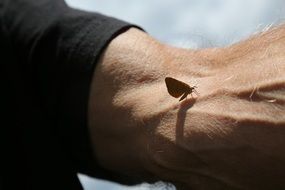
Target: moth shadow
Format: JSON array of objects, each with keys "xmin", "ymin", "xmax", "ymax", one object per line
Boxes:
[{"xmin": 175, "ymin": 99, "xmax": 196, "ymax": 142}]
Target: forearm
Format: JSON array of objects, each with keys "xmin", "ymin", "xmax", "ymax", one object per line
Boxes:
[
  {"xmin": 88, "ymin": 28, "xmax": 166, "ymax": 182},
  {"xmin": 88, "ymin": 26, "xmax": 285, "ymax": 189}
]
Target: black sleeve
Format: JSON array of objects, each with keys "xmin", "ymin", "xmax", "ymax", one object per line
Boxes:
[{"xmin": 1, "ymin": 0, "xmax": 144, "ymax": 187}]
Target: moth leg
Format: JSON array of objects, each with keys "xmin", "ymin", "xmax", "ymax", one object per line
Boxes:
[
  {"xmin": 193, "ymin": 89, "xmax": 200, "ymax": 96},
  {"xmin": 179, "ymin": 93, "xmax": 188, "ymax": 101}
]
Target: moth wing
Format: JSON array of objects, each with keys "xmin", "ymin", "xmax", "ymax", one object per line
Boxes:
[{"xmin": 165, "ymin": 77, "xmax": 189, "ymax": 98}]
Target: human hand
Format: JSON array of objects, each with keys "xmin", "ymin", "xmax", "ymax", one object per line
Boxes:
[{"xmin": 88, "ymin": 27, "xmax": 285, "ymax": 189}]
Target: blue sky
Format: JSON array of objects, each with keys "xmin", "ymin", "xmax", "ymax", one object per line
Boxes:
[
  {"xmin": 64, "ymin": 0, "xmax": 285, "ymax": 189},
  {"xmin": 66, "ymin": 0, "xmax": 285, "ymax": 48}
]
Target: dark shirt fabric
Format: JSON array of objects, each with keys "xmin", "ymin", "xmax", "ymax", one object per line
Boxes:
[{"xmin": 0, "ymin": 0, "xmax": 142, "ymax": 189}]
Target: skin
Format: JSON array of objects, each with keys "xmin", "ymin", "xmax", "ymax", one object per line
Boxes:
[{"xmin": 88, "ymin": 27, "xmax": 285, "ymax": 190}]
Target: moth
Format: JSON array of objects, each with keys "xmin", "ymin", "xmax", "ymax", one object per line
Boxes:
[{"xmin": 165, "ymin": 77, "xmax": 198, "ymax": 101}]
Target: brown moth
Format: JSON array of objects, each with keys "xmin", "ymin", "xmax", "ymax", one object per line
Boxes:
[{"xmin": 165, "ymin": 77, "xmax": 198, "ymax": 101}]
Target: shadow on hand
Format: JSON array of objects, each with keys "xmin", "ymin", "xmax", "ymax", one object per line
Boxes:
[{"xmin": 176, "ymin": 99, "xmax": 196, "ymax": 142}]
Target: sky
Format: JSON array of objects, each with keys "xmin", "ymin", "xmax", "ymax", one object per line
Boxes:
[{"xmin": 64, "ymin": 0, "xmax": 285, "ymax": 189}]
